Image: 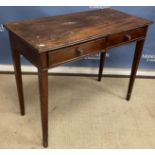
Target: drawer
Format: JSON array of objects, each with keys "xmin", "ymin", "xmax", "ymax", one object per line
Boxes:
[
  {"xmin": 107, "ymin": 27, "xmax": 146, "ymax": 48},
  {"xmin": 48, "ymin": 38, "xmax": 106, "ymax": 67}
]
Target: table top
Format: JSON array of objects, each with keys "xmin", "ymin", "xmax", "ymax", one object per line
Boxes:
[{"xmin": 5, "ymin": 8, "xmax": 153, "ymax": 53}]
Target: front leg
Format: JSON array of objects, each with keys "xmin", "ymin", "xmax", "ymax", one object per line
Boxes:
[
  {"xmin": 98, "ymin": 52, "xmax": 106, "ymax": 81},
  {"xmin": 38, "ymin": 68, "xmax": 48, "ymax": 147},
  {"xmin": 126, "ymin": 39, "xmax": 145, "ymax": 101}
]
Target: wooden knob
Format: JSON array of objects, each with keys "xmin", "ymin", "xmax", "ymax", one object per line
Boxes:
[
  {"xmin": 77, "ymin": 47, "xmax": 84, "ymax": 55},
  {"xmin": 125, "ymin": 34, "xmax": 131, "ymax": 41}
]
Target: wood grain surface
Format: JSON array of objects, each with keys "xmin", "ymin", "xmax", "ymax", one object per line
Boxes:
[{"xmin": 4, "ymin": 8, "xmax": 153, "ymax": 52}]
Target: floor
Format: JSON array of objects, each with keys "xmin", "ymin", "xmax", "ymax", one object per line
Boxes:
[{"xmin": 0, "ymin": 74, "xmax": 155, "ymax": 148}]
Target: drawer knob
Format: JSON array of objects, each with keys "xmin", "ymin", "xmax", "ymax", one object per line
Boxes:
[
  {"xmin": 125, "ymin": 34, "xmax": 131, "ymax": 41},
  {"xmin": 77, "ymin": 47, "xmax": 84, "ymax": 55}
]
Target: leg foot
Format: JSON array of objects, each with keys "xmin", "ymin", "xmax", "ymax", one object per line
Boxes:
[{"xmin": 126, "ymin": 93, "xmax": 131, "ymax": 101}]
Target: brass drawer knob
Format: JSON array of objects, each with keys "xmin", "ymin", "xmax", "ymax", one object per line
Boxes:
[
  {"xmin": 125, "ymin": 34, "xmax": 132, "ymax": 41},
  {"xmin": 77, "ymin": 47, "xmax": 84, "ymax": 55}
]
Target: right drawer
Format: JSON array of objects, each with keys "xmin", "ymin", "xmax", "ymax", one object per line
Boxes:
[{"xmin": 107, "ymin": 27, "xmax": 146, "ymax": 48}]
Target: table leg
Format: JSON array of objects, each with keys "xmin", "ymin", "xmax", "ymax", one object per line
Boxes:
[
  {"xmin": 11, "ymin": 49, "xmax": 25, "ymax": 115},
  {"xmin": 38, "ymin": 69, "xmax": 48, "ymax": 148},
  {"xmin": 126, "ymin": 39, "xmax": 145, "ymax": 101},
  {"xmin": 98, "ymin": 52, "xmax": 106, "ymax": 81}
]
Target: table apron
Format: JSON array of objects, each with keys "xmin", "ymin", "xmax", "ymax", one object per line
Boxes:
[{"xmin": 47, "ymin": 27, "xmax": 147, "ymax": 68}]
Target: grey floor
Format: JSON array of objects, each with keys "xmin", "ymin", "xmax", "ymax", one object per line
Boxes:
[{"xmin": 0, "ymin": 74, "xmax": 155, "ymax": 148}]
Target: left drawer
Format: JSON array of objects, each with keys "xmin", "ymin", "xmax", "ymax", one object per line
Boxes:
[{"xmin": 48, "ymin": 37, "xmax": 106, "ymax": 67}]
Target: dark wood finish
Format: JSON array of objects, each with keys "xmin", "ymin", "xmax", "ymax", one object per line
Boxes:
[
  {"xmin": 107, "ymin": 27, "xmax": 146, "ymax": 49},
  {"xmin": 98, "ymin": 52, "xmax": 106, "ymax": 81},
  {"xmin": 4, "ymin": 8, "xmax": 153, "ymax": 147},
  {"xmin": 4, "ymin": 8, "xmax": 152, "ymax": 53},
  {"xmin": 9, "ymin": 39, "xmax": 25, "ymax": 115},
  {"xmin": 48, "ymin": 27, "xmax": 146, "ymax": 68},
  {"xmin": 38, "ymin": 53, "xmax": 48, "ymax": 147},
  {"xmin": 48, "ymin": 37, "xmax": 106, "ymax": 67},
  {"xmin": 9, "ymin": 32, "xmax": 40, "ymax": 67},
  {"xmin": 126, "ymin": 39, "xmax": 146, "ymax": 101},
  {"xmin": 38, "ymin": 69, "xmax": 48, "ymax": 147}
]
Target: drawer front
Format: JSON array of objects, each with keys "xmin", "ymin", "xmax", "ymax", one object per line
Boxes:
[
  {"xmin": 107, "ymin": 27, "xmax": 146, "ymax": 48},
  {"xmin": 48, "ymin": 38, "xmax": 106, "ymax": 67}
]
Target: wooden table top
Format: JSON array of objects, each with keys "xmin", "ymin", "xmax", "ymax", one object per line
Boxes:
[{"xmin": 5, "ymin": 8, "xmax": 153, "ymax": 53}]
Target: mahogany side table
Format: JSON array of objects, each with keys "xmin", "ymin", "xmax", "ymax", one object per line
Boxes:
[{"xmin": 4, "ymin": 8, "xmax": 153, "ymax": 147}]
